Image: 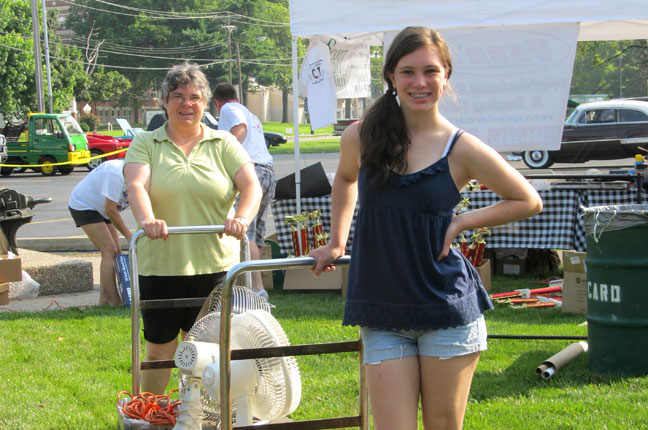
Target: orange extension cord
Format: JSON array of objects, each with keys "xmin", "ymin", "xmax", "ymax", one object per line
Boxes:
[{"xmin": 118, "ymin": 390, "xmax": 181, "ymax": 426}]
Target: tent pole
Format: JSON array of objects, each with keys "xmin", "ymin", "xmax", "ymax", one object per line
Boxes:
[{"xmin": 292, "ymin": 36, "xmax": 302, "ymax": 215}]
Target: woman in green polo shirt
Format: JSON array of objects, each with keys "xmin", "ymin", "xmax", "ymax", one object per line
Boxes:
[{"xmin": 124, "ymin": 62, "xmax": 262, "ymax": 395}]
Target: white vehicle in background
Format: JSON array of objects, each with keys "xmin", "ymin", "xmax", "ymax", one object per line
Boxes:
[{"xmin": 0, "ymin": 133, "xmax": 7, "ymax": 163}]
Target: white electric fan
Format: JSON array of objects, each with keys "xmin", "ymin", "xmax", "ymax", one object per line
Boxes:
[{"xmin": 173, "ymin": 309, "xmax": 301, "ymax": 429}]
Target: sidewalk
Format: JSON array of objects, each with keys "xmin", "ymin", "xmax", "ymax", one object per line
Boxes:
[
  {"xmin": 0, "ymin": 247, "xmax": 101, "ymax": 313},
  {"xmin": 1, "ymin": 288, "xmax": 100, "ymax": 312}
]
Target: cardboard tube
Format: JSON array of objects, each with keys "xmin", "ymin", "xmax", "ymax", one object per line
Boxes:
[{"xmin": 535, "ymin": 341, "xmax": 588, "ymax": 379}]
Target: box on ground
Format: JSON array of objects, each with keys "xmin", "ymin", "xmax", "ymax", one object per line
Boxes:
[
  {"xmin": 0, "ymin": 282, "xmax": 8, "ymax": 305},
  {"xmin": 474, "ymin": 259, "xmax": 491, "ymax": 291},
  {"xmin": 283, "ymin": 267, "xmax": 341, "ymax": 290},
  {"xmin": 561, "ymin": 250, "xmax": 587, "ymax": 315},
  {"xmin": 496, "ymin": 258, "xmax": 527, "ymax": 276},
  {"xmin": 0, "ymin": 254, "xmax": 22, "ymax": 283},
  {"xmin": 260, "ymin": 244, "xmax": 274, "ymax": 290},
  {"xmin": 260, "ymin": 237, "xmax": 291, "ymax": 290},
  {"xmin": 494, "ymin": 248, "xmax": 527, "ymax": 276}
]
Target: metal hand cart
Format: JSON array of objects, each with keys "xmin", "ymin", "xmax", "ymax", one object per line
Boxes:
[
  {"xmin": 128, "ymin": 225, "xmax": 368, "ymax": 430},
  {"xmin": 130, "ymin": 225, "xmax": 251, "ymax": 395}
]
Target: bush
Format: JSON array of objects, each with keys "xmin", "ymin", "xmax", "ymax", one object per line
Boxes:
[
  {"xmin": 79, "ymin": 113, "xmax": 100, "ymax": 132},
  {"xmin": 79, "ymin": 122, "xmax": 90, "ymax": 132}
]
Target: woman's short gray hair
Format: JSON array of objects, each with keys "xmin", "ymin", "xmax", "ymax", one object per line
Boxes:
[{"xmin": 161, "ymin": 62, "xmax": 211, "ymax": 102}]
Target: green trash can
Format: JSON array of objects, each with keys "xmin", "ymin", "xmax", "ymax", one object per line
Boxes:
[{"xmin": 584, "ymin": 204, "xmax": 648, "ymax": 375}]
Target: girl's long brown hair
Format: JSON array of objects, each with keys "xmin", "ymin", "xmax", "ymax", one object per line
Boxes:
[{"xmin": 359, "ymin": 27, "xmax": 453, "ymax": 188}]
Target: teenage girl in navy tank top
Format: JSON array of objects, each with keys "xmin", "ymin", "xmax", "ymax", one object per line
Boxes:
[{"xmin": 311, "ymin": 27, "xmax": 542, "ymax": 429}]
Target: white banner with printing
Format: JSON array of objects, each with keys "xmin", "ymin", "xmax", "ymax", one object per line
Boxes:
[
  {"xmin": 314, "ymin": 35, "xmax": 373, "ymax": 99},
  {"xmin": 433, "ymin": 23, "xmax": 580, "ymax": 152}
]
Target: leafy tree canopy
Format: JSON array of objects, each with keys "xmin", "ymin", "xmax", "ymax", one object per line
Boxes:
[
  {"xmin": 571, "ymin": 40, "xmax": 648, "ymax": 99},
  {"xmin": 0, "ymin": 0, "xmax": 36, "ymax": 117},
  {"xmin": 65, "ymin": 0, "xmax": 296, "ymax": 99}
]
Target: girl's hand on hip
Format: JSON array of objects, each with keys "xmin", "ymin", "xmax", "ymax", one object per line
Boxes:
[{"xmin": 438, "ymin": 216, "xmax": 463, "ymax": 260}]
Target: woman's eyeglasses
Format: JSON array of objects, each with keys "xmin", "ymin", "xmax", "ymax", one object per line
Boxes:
[{"xmin": 170, "ymin": 94, "xmax": 204, "ymax": 105}]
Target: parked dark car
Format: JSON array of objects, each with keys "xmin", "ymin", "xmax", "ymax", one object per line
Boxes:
[
  {"xmin": 147, "ymin": 113, "xmax": 287, "ymax": 148},
  {"xmin": 518, "ymin": 99, "xmax": 648, "ymax": 168}
]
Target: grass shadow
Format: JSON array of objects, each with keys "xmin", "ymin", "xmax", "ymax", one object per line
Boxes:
[{"xmin": 472, "ymin": 346, "xmax": 630, "ymax": 402}]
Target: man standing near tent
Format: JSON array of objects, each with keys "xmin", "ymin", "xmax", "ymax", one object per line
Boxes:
[{"xmin": 213, "ymin": 83, "xmax": 275, "ymax": 300}]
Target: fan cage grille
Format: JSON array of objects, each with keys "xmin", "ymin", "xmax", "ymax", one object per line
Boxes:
[{"xmin": 181, "ymin": 286, "xmax": 274, "ymax": 422}]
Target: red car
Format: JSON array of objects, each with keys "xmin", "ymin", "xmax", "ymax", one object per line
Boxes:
[{"xmin": 85, "ymin": 133, "xmax": 131, "ymax": 170}]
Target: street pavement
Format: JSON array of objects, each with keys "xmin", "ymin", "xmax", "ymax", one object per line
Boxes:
[{"xmin": 9, "ymin": 152, "xmax": 342, "ymax": 252}]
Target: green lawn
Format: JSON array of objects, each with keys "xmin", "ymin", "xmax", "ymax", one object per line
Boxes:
[
  {"xmin": 95, "ymin": 123, "xmax": 340, "ymax": 153},
  {"xmin": 262, "ymin": 122, "xmax": 334, "ymax": 136},
  {"xmin": 269, "ymin": 137, "xmax": 341, "ymax": 154},
  {"xmin": 1, "ymin": 273, "xmax": 646, "ymax": 429}
]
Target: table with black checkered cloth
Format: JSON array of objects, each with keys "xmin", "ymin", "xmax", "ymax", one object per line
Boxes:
[
  {"xmin": 272, "ymin": 197, "xmax": 359, "ymax": 256},
  {"xmin": 459, "ymin": 188, "xmax": 647, "ymax": 252},
  {"xmin": 457, "ymin": 189, "xmax": 581, "ymax": 250},
  {"xmin": 272, "ymin": 189, "xmax": 646, "ymax": 255}
]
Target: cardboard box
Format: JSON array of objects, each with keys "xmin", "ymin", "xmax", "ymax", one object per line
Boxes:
[
  {"xmin": 496, "ymin": 258, "xmax": 527, "ymax": 276},
  {"xmin": 260, "ymin": 244, "xmax": 274, "ymax": 290},
  {"xmin": 0, "ymin": 254, "xmax": 22, "ymax": 283},
  {"xmin": 561, "ymin": 251, "xmax": 587, "ymax": 315},
  {"xmin": 0, "ymin": 282, "xmax": 8, "ymax": 305},
  {"xmin": 283, "ymin": 267, "xmax": 341, "ymax": 290},
  {"xmin": 562, "ymin": 250, "xmax": 586, "ymax": 272},
  {"xmin": 474, "ymin": 259, "xmax": 491, "ymax": 291}
]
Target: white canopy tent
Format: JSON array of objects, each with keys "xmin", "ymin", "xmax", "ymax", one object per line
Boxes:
[
  {"xmin": 287, "ymin": 0, "xmax": 648, "ymax": 208},
  {"xmin": 289, "ymin": 1, "xmax": 648, "ymax": 41}
]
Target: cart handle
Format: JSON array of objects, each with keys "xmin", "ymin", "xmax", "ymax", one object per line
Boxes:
[
  {"xmin": 129, "ymin": 225, "xmax": 251, "ymax": 394},
  {"xmin": 218, "ymin": 255, "xmax": 351, "ymax": 430}
]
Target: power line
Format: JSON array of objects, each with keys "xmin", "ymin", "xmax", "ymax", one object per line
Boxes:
[
  {"xmin": 61, "ymin": 0, "xmax": 289, "ymax": 27},
  {"xmin": 0, "ymin": 41, "xmax": 230, "ymax": 70},
  {"xmin": 68, "ymin": 36, "xmax": 227, "ymax": 54},
  {"xmin": 87, "ymin": 0, "xmax": 290, "ymax": 26},
  {"xmin": 0, "ymin": 40, "xmax": 294, "ymax": 70},
  {"xmin": 1, "ymin": 30, "xmax": 297, "ymax": 65}
]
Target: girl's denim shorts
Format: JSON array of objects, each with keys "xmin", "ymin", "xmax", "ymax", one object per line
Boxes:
[{"xmin": 360, "ymin": 315, "xmax": 487, "ymax": 364}]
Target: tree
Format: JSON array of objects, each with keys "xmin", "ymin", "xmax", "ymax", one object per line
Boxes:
[
  {"xmin": 571, "ymin": 40, "xmax": 648, "ymax": 99},
  {"xmin": 0, "ymin": 2, "xmax": 88, "ymax": 118},
  {"xmin": 370, "ymin": 46, "xmax": 384, "ymax": 98},
  {"xmin": 0, "ymin": 0, "xmax": 36, "ymax": 117},
  {"xmin": 216, "ymin": 0, "xmax": 299, "ymax": 122},
  {"xmin": 65, "ymin": 0, "xmax": 296, "ymax": 121},
  {"xmin": 239, "ymin": 0, "xmax": 299, "ymax": 122},
  {"xmin": 66, "ymin": 0, "xmax": 227, "ymax": 121},
  {"xmin": 45, "ymin": 9, "xmax": 88, "ymax": 113}
]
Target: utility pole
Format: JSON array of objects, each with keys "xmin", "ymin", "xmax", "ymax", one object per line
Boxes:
[
  {"xmin": 236, "ymin": 42, "xmax": 243, "ymax": 101},
  {"xmin": 29, "ymin": 0, "xmax": 45, "ymax": 112},
  {"xmin": 222, "ymin": 23, "xmax": 236, "ymax": 84},
  {"xmin": 41, "ymin": 0, "xmax": 53, "ymax": 113}
]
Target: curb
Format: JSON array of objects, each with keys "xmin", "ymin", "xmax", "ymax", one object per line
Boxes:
[{"xmin": 17, "ymin": 237, "xmax": 129, "ymax": 253}]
